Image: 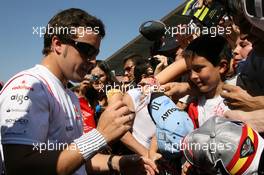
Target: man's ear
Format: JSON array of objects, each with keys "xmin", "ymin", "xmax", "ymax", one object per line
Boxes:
[
  {"xmin": 219, "ymin": 59, "xmax": 229, "ymax": 75},
  {"xmin": 51, "ymin": 36, "xmax": 63, "ymax": 55}
]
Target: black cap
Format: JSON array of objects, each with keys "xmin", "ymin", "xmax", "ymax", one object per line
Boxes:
[
  {"xmin": 158, "ymin": 36, "xmax": 180, "ymax": 52},
  {"xmin": 139, "ymin": 20, "xmax": 166, "ymax": 41}
]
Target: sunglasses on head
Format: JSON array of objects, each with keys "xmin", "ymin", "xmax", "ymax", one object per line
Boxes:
[{"xmin": 65, "ymin": 38, "xmax": 99, "ymax": 61}]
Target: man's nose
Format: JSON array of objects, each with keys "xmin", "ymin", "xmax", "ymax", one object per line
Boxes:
[
  {"xmin": 88, "ymin": 53, "xmax": 97, "ymax": 63},
  {"xmin": 89, "ymin": 59, "xmax": 96, "ymax": 65}
]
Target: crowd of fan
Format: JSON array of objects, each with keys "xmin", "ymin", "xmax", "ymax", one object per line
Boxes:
[{"xmin": 1, "ymin": 0, "xmax": 264, "ymax": 175}]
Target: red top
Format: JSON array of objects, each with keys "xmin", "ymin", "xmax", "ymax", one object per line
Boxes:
[
  {"xmin": 79, "ymin": 97, "xmax": 96, "ymax": 133},
  {"xmin": 187, "ymin": 101, "xmax": 199, "ymax": 129}
]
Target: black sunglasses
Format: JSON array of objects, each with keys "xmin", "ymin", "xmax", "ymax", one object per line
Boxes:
[{"xmin": 66, "ymin": 38, "xmax": 99, "ymax": 61}]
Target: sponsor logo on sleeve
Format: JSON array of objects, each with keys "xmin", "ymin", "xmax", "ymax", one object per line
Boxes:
[
  {"xmin": 5, "ymin": 118, "xmax": 29, "ymax": 125},
  {"xmin": 10, "ymin": 94, "xmax": 29, "ymax": 104},
  {"xmin": 6, "ymin": 108, "xmax": 29, "ymax": 113},
  {"xmin": 11, "ymin": 80, "xmax": 34, "ymax": 91}
]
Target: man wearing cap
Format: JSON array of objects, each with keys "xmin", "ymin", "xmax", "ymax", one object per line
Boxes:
[{"xmin": 152, "ymin": 36, "xmax": 181, "ymax": 75}]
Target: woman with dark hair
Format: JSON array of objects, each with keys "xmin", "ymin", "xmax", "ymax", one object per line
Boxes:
[
  {"xmin": 89, "ymin": 60, "xmax": 122, "ymax": 122},
  {"xmin": 72, "ymin": 60, "xmax": 122, "ymax": 133},
  {"xmin": 74, "ymin": 60, "xmax": 123, "ymax": 129}
]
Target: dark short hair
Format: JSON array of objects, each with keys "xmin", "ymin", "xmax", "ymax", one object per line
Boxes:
[
  {"xmin": 186, "ymin": 35, "xmax": 232, "ymax": 66},
  {"xmin": 134, "ymin": 59, "xmax": 152, "ymax": 84},
  {"xmin": 42, "ymin": 8, "xmax": 105, "ymax": 56},
  {"xmin": 122, "ymin": 53, "xmax": 143, "ymax": 66}
]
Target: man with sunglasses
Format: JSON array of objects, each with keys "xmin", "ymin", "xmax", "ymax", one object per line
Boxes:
[
  {"xmin": 123, "ymin": 54, "xmax": 143, "ymax": 90},
  {"xmin": 0, "ymin": 8, "xmax": 157, "ymax": 175}
]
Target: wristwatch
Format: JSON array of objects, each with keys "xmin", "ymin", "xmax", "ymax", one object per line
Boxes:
[{"xmin": 107, "ymin": 155, "xmax": 116, "ymax": 173}]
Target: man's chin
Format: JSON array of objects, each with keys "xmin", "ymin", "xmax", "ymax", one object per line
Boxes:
[{"xmin": 71, "ymin": 75, "xmax": 83, "ymax": 83}]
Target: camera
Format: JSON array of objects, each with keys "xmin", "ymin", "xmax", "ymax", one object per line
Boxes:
[
  {"xmin": 148, "ymin": 57, "xmax": 161, "ymax": 69},
  {"xmin": 91, "ymin": 75, "xmax": 100, "ymax": 82},
  {"xmin": 148, "ymin": 56, "xmax": 175, "ymax": 70},
  {"xmin": 139, "ymin": 20, "xmax": 180, "ymax": 69},
  {"xmin": 83, "ymin": 74, "xmax": 100, "ymax": 83}
]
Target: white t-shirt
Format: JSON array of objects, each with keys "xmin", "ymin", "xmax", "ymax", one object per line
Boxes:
[
  {"xmin": 0, "ymin": 65, "xmax": 85, "ymax": 175},
  {"xmin": 197, "ymin": 95, "xmax": 230, "ymax": 126},
  {"xmin": 127, "ymin": 88, "xmax": 156, "ymax": 148}
]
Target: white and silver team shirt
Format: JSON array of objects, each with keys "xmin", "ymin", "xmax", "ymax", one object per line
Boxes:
[
  {"xmin": 127, "ymin": 88, "xmax": 156, "ymax": 148},
  {"xmin": 0, "ymin": 65, "xmax": 85, "ymax": 175}
]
